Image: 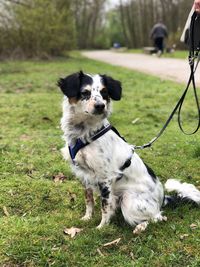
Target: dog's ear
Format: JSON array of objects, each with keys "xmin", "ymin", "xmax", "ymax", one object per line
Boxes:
[
  {"xmin": 57, "ymin": 71, "xmax": 84, "ymax": 98},
  {"xmin": 102, "ymin": 75, "xmax": 122, "ymax": 101}
]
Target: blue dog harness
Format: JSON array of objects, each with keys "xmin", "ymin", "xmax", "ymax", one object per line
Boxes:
[
  {"xmin": 68, "ymin": 124, "xmax": 127, "ymax": 163},
  {"xmin": 69, "ymin": 124, "xmax": 112, "ymax": 163}
]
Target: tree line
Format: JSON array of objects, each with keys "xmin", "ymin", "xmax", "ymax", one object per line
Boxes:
[
  {"xmin": 0, "ymin": 0, "xmax": 194, "ymax": 58},
  {"xmin": 117, "ymin": 0, "xmax": 194, "ymax": 48}
]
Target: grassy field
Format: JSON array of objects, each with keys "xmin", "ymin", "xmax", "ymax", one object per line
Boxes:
[
  {"xmin": 123, "ymin": 49, "xmax": 188, "ymax": 59},
  {"xmin": 0, "ymin": 54, "xmax": 199, "ymax": 267}
]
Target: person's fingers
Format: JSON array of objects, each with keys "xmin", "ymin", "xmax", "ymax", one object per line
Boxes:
[{"xmin": 194, "ymin": 1, "xmax": 200, "ymax": 12}]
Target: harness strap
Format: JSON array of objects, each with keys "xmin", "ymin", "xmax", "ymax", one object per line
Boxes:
[
  {"xmin": 69, "ymin": 124, "xmax": 112, "ymax": 162},
  {"xmin": 68, "ymin": 124, "xmax": 130, "ymax": 163}
]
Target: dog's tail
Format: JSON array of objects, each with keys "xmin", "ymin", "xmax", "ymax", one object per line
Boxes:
[{"xmin": 163, "ymin": 179, "xmax": 200, "ymax": 206}]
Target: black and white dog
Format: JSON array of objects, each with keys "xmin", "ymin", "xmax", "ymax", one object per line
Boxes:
[{"xmin": 58, "ymin": 71, "xmax": 200, "ymax": 234}]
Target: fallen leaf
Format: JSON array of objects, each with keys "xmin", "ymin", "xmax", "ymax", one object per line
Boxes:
[
  {"xmin": 63, "ymin": 227, "xmax": 83, "ymax": 238},
  {"xmin": 26, "ymin": 164, "xmax": 35, "ymax": 176},
  {"xmin": 51, "ymin": 147, "xmax": 58, "ymax": 152},
  {"xmin": 3, "ymin": 206, "xmax": 10, "ymax": 217},
  {"xmin": 103, "ymin": 238, "xmax": 121, "ymax": 247},
  {"xmin": 190, "ymin": 223, "xmax": 198, "ymax": 230},
  {"xmin": 97, "ymin": 248, "xmax": 104, "ymax": 257},
  {"xmin": 132, "ymin": 118, "xmax": 140, "ymax": 124},
  {"xmin": 53, "ymin": 173, "xmax": 67, "ymax": 183},
  {"xmin": 69, "ymin": 192, "xmax": 77, "ymax": 203},
  {"xmin": 180, "ymin": 234, "xmax": 189, "ymax": 240},
  {"xmin": 130, "ymin": 252, "xmax": 135, "ymax": 260},
  {"xmin": 8, "ymin": 189, "xmax": 14, "ymax": 197},
  {"xmin": 20, "ymin": 134, "xmax": 31, "ymax": 141}
]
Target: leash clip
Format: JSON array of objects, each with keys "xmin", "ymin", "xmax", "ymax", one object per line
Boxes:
[{"xmin": 189, "ymin": 55, "xmax": 196, "ymax": 66}]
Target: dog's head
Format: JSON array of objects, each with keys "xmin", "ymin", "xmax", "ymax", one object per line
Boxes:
[{"xmin": 57, "ymin": 71, "xmax": 122, "ymax": 117}]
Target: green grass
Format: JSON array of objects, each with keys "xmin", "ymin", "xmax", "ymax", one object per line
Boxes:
[
  {"xmin": 124, "ymin": 49, "xmax": 188, "ymax": 59},
  {"xmin": 0, "ymin": 54, "xmax": 199, "ymax": 267}
]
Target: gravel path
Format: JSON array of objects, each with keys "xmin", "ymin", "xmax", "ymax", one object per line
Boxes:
[{"xmin": 82, "ymin": 50, "xmax": 200, "ymax": 85}]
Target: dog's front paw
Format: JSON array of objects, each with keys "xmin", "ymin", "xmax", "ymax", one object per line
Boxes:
[
  {"xmin": 96, "ymin": 220, "xmax": 109, "ymax": 229},
  {"xmin": 161, "ymin": 216, "xmax": 167, "ymax": 222},
  {"xmin": 81, "ymin": 214, "xmax": 92, "ymax": 221},
  {"xmin": 153, "ymin": 214, "xmax": 168, "ymax": 223},
  {"xmin": 96, "ymin": 223, "xmax": 104, "ymax": 229},
  {"xmin": 133, "ymin": 221, "xmax": 149, "ymax": 235}
]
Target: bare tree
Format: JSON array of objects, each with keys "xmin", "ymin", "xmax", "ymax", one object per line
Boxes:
[
  {"xmin": 73, "ymin": 0, "xmax": 107, "ymax": 49},
  {"xmin": 117, "ymin": 0, "xmax": 194, "ymax": 48}
]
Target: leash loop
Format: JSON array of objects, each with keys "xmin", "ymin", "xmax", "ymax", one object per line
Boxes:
[{"xmin": 134, "ymin": 12, "xmax": 200, "ymax": 150}]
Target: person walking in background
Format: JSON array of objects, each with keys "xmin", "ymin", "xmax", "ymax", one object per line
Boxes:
[{"xmin": 150, "ymin": 21, "xmax": 168, "ymax": 56}]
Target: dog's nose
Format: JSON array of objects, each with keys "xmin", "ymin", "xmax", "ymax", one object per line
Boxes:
[{"xmin": 94, "ymin": 102, "xmax": 105, "ymax": 112}]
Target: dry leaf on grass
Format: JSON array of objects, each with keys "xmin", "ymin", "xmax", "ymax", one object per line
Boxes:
[
  {"xmin": 180, "ymin": 234, "xmax": 189, "ymax": 240},
  {"xmin": 132, "ymin": 118, "xmax": 140, "ymax": 124},
  {"xmin": 103, "ymin": 238, "xmax": 121, "ymax": 247},
  {"xmin": 53, "ymin": 173, "xmax": 67, "ymax": 183},
  {"xmin": 190, "ymin": 223, "xmax": 198, "ymax": 230},
  {"xmin": 63, "ymin": 227, "xmax": 83, "ymax": 238},
  {"xmin": 3, "ymin": 206, "xmax": 10, "ymax": 217},
  {"xmin": 97, "ymin": 248, "xmax": 104, "ymax": 257},
  {"xmin": 8, "ymin": 189, "xmax": 14, "ymax": 197},
  {"xmin": 19, "ymin": 134, "xmax": 31, "ymax": 141},
  {"xmin": 69, "ymin": 192, "xmax": 77, "ymax": 203},
  {"xmin": 51, "ymin": 147, "xmax": 58, "ymax": 152},
  {"xmin": 130, "ymin": 252, "xmax": 135, "ymax": 260}
]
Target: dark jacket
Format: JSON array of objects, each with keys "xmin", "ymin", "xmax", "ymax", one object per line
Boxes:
[
  {"xmin": 190, "ymin": 12, "xmax": 200, "ymax": 51},
  {"xmin": 150, "ymin": 23, "xmax": 168, "ymax": 39}
]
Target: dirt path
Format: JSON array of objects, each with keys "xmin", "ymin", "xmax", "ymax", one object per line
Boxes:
[{"xmin": 82, "ymin": 50, "xmax": 200, "ymax": 85}]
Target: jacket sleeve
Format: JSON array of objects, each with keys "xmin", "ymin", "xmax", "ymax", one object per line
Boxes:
[{"xmin": 180, "ymin": 7, "xmax": 194, "ymax": 42}]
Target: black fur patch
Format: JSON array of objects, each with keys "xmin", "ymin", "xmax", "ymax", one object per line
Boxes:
[
  {"xmin": 80, "ymin": 89, "xmax": 91, "ymax": 100},
  {"xmin": 99, "ymin": 183, "xmax": 110, "ymax": 199},
  {"xmin": 81, "ymin": 74, "xmax": 93, "ymax": 87},
  {"xmin": 58, "ymin": 71, "xmax": 93, "ymax": 99},
  {"xmin": 163, "ymin": 195, "xmax": 199, "ymax": 208},
  {"xmin": 100, "ymin": 88, "xmax": 110, "ymax": 101},
  {"xmin": 144, "ymin": 163, "xmax": 157, "ymax": 183},
  {"xmin": 80, "ymin": 72, "xmax": 92, "ymax": 101},
  {"xmin": 101, "ymin": 75, "xmax": 122, "ymax": 101},
  {"xmin": 102, "ymin": 198, "xmax": 108, "ymax": 211},
  {"xmin": 57, "ymin": 72, "xmax": 80, "ymax": 98},
  {"xmin": 120, "ymin": 158, "xmax": 131, "ymax": 171}
]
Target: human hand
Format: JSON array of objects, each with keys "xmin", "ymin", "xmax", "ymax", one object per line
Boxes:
[{"xmin": 194, "ymin": 0, "xmax": 200, "ymax": 13}]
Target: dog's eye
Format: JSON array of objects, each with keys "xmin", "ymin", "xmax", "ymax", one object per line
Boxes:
[
  {"xmin": 100, "ymin": 88, "xmax": 108, "ymax": 99},
  {"xmin": 81, "ymin": 90, "xmax": 91, "ymax": 99}
]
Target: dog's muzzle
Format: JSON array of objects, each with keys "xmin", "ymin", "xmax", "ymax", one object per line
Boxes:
[{"xmin": 94, "ymin": 102, "xmax": 105, "ymax": 114}]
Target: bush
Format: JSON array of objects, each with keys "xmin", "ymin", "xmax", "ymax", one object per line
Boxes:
[{"xmin": 0, "ymin": 0, "xmax": 76, "ymax": 59}]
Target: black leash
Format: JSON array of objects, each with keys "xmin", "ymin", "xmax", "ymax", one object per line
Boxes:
[{"xmin": 134, "ymin": 12, "xmax": 200, "ymax": 150}]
